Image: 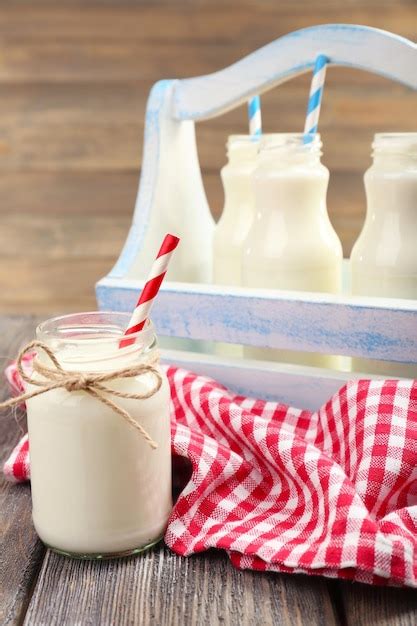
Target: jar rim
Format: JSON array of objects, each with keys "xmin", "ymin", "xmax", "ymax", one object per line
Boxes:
[
  {"xmin": 259, "ymin": 132, "xmax": 322, "ymax": 155},
  {"xmin": 226, "ymin": 135, "xmax": 259, "ymax": 162},
  {"xmin": 373, "ymin": 132, "xmax": 417, "ymax": 156},
  {"xmin": 227, "ymin": 134, "xmax": 260, "ymax": 144},
  {"xmin": 36, "ymin": 311, "xmax": 155, "ymax": 349}
]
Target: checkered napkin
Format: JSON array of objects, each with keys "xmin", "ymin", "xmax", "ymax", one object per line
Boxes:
[{"xmin": 3, "ymin": 355, "xmax": 417, "ymax": 587}]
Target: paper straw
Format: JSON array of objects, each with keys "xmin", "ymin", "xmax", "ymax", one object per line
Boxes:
[
  {"xmin": 120, "ymin": 233, "xmax": 180, "ymax": 347},
  {"xmin": 303, "ymin": 54, "xmax": 328, "ymax": 144},
  {"xmin": 248, "ymin": 96, "xmax": 262, "ymax": 136}
]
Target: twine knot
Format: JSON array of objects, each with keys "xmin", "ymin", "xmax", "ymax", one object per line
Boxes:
[
  {"xmin": 0, "ymin": 340, "xmax": 163, "ymax": 449},
  {"xmin": 64, "ymin": 374, "xmax": 95, "ymax": 393}
]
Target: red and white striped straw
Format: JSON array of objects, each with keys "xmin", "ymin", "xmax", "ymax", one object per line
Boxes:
[{"xmin": 120, "ymin": 233, "xmax": 180, "ymax": 348}]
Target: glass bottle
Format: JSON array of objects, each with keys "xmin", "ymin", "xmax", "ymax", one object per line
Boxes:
[
  {"xmin": 350, "ymin": 133, "xmax": 417, "ymax": 378},
  {"xmin": 242, "ymin": 133, "xmax": 343, "ymax": 367},
  {"xmin": 213, "ymin": 135, "xmax": 259, "ymax": 286},
  {"xmin": 213, "ymin": 135, "xmax": 259, "ymax": 356}
]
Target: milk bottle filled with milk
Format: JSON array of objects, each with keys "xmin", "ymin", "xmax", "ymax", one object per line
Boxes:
[
  {"xmin": 350, "ymin": 133, "xmax": 417, "ymax": 378},
  {"xmin": 242, "ymin": 133, "xmax": 343, "ymax": 367},
  {"xmin": 213, "ymin": 135, "xmax": 258, "ymax": 355},
  {"xmin": 26, "ymin": 312, "xmax": 172, "ymax": 558},
  {"xmin": 213, "ymin": 135, "xmax": 259, "ymax": 286}
]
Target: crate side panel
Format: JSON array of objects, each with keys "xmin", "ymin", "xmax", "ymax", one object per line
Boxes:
[
  {"xmin": 161, "ymin": 349, "xmax": 360, "ymax": 410},
  {"xmin": 96, "ymin": 280, "xmax": 417, "ymax": 364}
]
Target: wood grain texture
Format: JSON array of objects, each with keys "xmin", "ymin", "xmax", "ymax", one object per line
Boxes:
[
  {"xmin": 0, "ymin": 4, "xmax": 415, "ymax": 53},
  {"xmin": 0, "ymin": 316, "xmax": 45, "ymax": 626},
  {"xmin": 24, "ymin": 546, "xmax": 338, "ymax": 626},
  {"xmin": 1, "ymin": 315, "xmax": 417, "ymax": 625},
  {"xmin": 0, "ymin": 1, "xmax": 415, "ymax": 313},
  {"xmin": 341, "ymin": 583, "xmax": 417, "ymax": 626}
]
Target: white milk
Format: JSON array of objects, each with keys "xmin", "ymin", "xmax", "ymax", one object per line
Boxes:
[
  {"xmin": 213, "ymin": 135, "xmax": 259, "ymax": 286},
  {"xmin": 213, "ymin": 135, "xmax": 258, "ymax": 356},
  {"xmin": 26, "ymin": 313, "xmax": 172, "ymax": 557},
  {"xmin": 350, "ymin": 133, "xmax": 417, "ymax": 378},
  {"xmin": 125, "ymin": 109, "xmax": 215, "ymax": 353},
  {"xmin": 126, "ymin": 113, "xmax": 214, "ymax": 285},
  {"xmin": 242, "ymin": 134, "xmax": 343, "ymax": 367}
]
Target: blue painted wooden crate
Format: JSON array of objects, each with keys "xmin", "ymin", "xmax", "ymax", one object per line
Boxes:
[{"xmin": 96, "ymin": 25, "xmax": 417, "ymax": 410}]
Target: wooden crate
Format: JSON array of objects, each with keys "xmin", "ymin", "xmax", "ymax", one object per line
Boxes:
[{"xmin": 96, "ymin": 24, "xmax": 417, "ymax": 409}]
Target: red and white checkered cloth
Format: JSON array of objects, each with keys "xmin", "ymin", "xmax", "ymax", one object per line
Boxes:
[{"xmin": 3, "ymin": 356, "xmax": 417, "ymax": 587}]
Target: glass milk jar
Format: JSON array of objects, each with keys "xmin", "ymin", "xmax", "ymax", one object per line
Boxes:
[
  {"xmin": 350, "ymin": 133, "xmax": 417, "ymax": 378},
  {"xmin": 26, "ymin": 312, "xmax": 172, "ymax": 558},
  {"xmin": 213, "ymin": 135, "xmax": 259, "ymax": 287},
  {"xmin": 242, "ymin": 133, "xmax": 343, "ymax": 367}
]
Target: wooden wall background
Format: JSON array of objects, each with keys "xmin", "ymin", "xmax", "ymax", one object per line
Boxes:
[{"xmin": 0, "ymin": 0, "xmax": 416, "ymax": 313}]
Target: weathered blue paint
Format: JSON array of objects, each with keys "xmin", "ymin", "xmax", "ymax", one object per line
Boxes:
[
  {"xmin": 173, "ymin": 25, "xmax": 416, "ymax": 121},
  {"xmin": 96, "ymin": 279, "xmax": 417, "ymax": 364}
]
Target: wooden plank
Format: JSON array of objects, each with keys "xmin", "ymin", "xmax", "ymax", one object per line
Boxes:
[
  {"xmin": 97, "ymin": 278, "xmax": 417, "ymax": 363},
  {"xmin": 341, "ymin": 583, "xmax": 417, "ymax": 626},
  {"xmin": 2, "ymin": 0, "xmax": 414, "ymax": 7},
  {"xmin": 0, "ymin": 4, "xmax": 414, "ymax": 49},
  {"xmin": 24, "ymin": 546, "xmax": 339, "ymax": 625},
  {"xmin": 0, "ymin": 315, "xmax": 45, "ymax": 626},
  {"xmin": 0, "ymin": 258, "xmax": 108, "ymax": 313},
  {"xmin": 0, "ymin": 41, "xmax": 278, "ymax": 83},
  {"xmin": 0, "ymin": 171, "xmax": 138, "ymax": 215},
  {"xmin": 0, "ymin": 212, "xmax": 131, "ymax": 259},
  {"xmin": 0, "ymin": 27, "xmax": 414, "ymax": 85}
]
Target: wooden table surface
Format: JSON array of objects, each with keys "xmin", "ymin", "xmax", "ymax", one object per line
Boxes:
[{"xmin": 2, "ymin": 315, "xmax": 417, "ymax": 626}]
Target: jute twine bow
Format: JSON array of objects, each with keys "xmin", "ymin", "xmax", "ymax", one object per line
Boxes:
[{"xmin": 0, "ymin": 341, "xmax": 163, "ymax": 449}]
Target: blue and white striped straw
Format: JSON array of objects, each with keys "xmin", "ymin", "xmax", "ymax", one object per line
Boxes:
[
  {"xmin": 248, "ymin": 96, "xmax": 262, "ymax": 137},
  {"xmin": 303, "ymin": 54, "xmax": 328, "ymax": 144}
]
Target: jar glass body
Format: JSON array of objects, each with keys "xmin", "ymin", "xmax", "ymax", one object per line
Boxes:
[
  {"xmin": 242, "ymin": 134, "xmax": 343, "ymax": 367},
  {"xmin": 26, "ymin": 312, "xmax": 172, "ymax": 558},
  {"xmin": 350, "ymin": 133, "xmax": 417, "ymax": 377}
]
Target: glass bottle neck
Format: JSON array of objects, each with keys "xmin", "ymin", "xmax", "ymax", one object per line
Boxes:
[
  {"xmin": 371, "ymin": 133, "xmax": 417, "ymax": 169},
  {"xmin": 258, "ymin": 133, "xmax": 323, "ymax": 168},
  {"xmin": 254, "ymin": 133, "xmax": 328, "ymax": 216},
  {"xmin": 226, "ymin": 135, "xmax": 259, "ymax": 166}
]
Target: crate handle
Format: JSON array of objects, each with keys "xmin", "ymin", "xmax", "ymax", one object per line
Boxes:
[{"xmin": 173, "ymin": 24, "xmax": 416, "ymax": 121}]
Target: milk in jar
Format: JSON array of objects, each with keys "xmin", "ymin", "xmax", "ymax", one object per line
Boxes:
[
  {"xmin": 213, "ymin": 135, "xmax": 258, "ymax": 356},
  {"xmin": 242, "ymin": 133, "xmax": 343, "ymax": 367},
  {"xmin": 26, "ymin": 312, "xmax": 172, "ymax": 558},
  {"xmin": 350, "ymin": 133, "xmax": 417, "ymax": 378}
]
